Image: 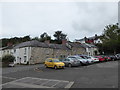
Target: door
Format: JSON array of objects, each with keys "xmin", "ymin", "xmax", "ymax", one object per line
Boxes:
[
  {"xmin": 64, "ymin": 58, "xmax": 69, "ymax": 66},
  {"xmin": 48, "ymin": 60, "xmax": 53, "ymax": 67}
]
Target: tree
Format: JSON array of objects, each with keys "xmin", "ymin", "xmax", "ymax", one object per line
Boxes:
[
  {"xmin": 53, "ymin": 31, "xmax": 67, "ymax": 44},
  {"xmin": 32, "ymin": 37, "xmax": 40, "ymax": 41},
  {"xmin": 101, "ymin": 23, "xmax": 120, "ymax": 54},
  {"xmin": 1, "ymin": 35, "xmax": 31, "ymax": 47},
  {"xmin": 22, "ymin": 35, "xmax": 31, "ymax": 42},
  {"xmin": 40, "ymin": 32, "xmax": 51, "ymax": 42}
]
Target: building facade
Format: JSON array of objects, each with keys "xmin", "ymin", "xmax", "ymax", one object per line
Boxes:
[{"xmin": 1, "ymin": 40, "xmax": 99, "ymax": 64}]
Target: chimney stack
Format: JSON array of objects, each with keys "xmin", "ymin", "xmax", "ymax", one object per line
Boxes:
[
  {"xmin": 7, "ymin": 42, "xmax": 13, "ymax": 46},
  {"xmin": 44, "ymin": 40, "xmax": 50, "ymax": 44},
  {"xmin": 62, "ymin": 39, "xmax": 67, "ymax": 45}
]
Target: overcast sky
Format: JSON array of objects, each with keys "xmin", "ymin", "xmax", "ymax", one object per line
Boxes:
[{"xmin": 0, "ymin": 1, "xmax": 118, "ymax": 41}]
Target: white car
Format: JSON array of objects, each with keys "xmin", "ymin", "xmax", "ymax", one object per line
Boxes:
[
  {"xmin": 67, "ymin": 56, "xmax": 89, "ymax": 65},
  {"xmin": 88, "ymin": 56, "xmax": 99, "ymax": 62},
  {"xmin": 8, "ymin": 63, "xmax": 15, "ymax": 67},
  {"xmin": 77, "ymin": 55, "xmax": 94, "ymax": 64},
  {"xmin": 86, "ymin": 58, "xmax": 94, "ymax": 64}
]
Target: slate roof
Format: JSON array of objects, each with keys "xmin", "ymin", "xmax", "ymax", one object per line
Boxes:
[
  {"xmin": 2, "ymin": 45, "xmax": 14, "ymax": 50},
  {"xmin": 48, "ymin": 44, "xmax": 70, "ymax": 50},
  {"xmin": 75, "ymin": 38, "xmax": 84, "ymax": 41},
  {"xmin": 68, "ymin": 42, "xmax": 85, "ymax": 48},
  {"xmin": 81, "ymin": 43, "xmax": 97, "ymax": 48},
  {"xmin": 14, "ymin": 40, "xmax": 48, "ymax": 49},
  {"xmin": 75, "ymin": 36, "xmax": 98, "ymax": 41},
  {"xmin": 13, "ymin": 40, "xmax": 70, "ymax": 50},
  {"xmin": 2, "ymin": 40, "xmax": 96, "ymax": 50}
]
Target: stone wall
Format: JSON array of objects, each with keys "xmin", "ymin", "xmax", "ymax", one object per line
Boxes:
[
  {"xmin": 71, "ymin": 47, "xmax": 87, "ymax": 55},
  {"xmin": 30, "ymin": 47, "xmax": 53, "ymax": 64},
  {"xmin": 53, "ymin": 49, "xmax": 71, "ymax": 60},
  {"xmin": 29, "ymin": 46, "xmax": 88, "ymax": 64}
]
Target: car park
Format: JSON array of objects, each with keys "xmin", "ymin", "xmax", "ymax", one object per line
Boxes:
[
  {"xmin": 67, "ymin": 55, "xmax": 89, "ymax": 65},
  {"xmin": 61, "ymin": 58, "xmax": 80, "ymax": 67},
  {"xmin": 44, "ymin": 58, "xmax": 65, "ymax": 69}
]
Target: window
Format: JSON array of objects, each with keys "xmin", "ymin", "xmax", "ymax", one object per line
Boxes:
[
  {"xmin": 24, "ymin": 56, "xmax": 27, "ymax": 62},
  {"xmin": 65, "ymin": 59, "xmax": 69, "ymax": 61},
  {"xmin": 10, "ymin": 52, "xmax": 13, "ymax": 55},
  {"xmin": 14, "ymin": 49, "xmax": 16, "ymax": 53},
  {"xmin": 4, "ymin": 51, "xmax": 5, "ymax": 53},
  {"xmin": 24, "ymin": 48, "xmax": 27, "ymax": 55},
  {"xmin": 7, "ymin": 50, "xmax": 9, "ymax": 54}
]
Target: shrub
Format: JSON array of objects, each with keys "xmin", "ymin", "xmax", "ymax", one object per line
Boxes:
[{"xmin": 2, "ymin": 54, "xmax": 15, "ymax": 63}]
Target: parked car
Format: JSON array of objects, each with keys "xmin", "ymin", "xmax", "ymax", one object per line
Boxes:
[
  {"xmin": 115, "ymin": 54, "xmax": 120, "ymax": 60},
  {"xmin": 8, "ymin": 63, "xmax": 15, "ymax": 67},
  {"xmin": 78, "ymin": 55, "xmax": 94, "ymax": 64},
  {"xmin": 67, "ymin": 55, "xmax": 89, "ymax": 65},
  {"xmin": 44, "ymin": 58, "xmax": 65, "ymax": 69},
  {"xmin": 94, "ymin": 56, "xmax": 105, "ymax": 62},
  {"xmin": 100, "ymin": 55, "xmax": 111, "ymax": 61},
  {"xmin": 87, "ymin": 56, "xmax": 99, "ymax": 63},
  {"xmin": 106, "ymin": 55, "xmax": 117, "ymax": 61},
  {"xmin": 61, "ymin": 58, "xmax": 80, "ymax": 67}
]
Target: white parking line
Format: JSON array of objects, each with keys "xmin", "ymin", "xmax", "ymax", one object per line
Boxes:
[
  {"xmin": 51, "ymin": 81, "xmax": 61, "ymax": 87},
  {"xmin": 1, "ymin": 77, "xmax": 27, "ymax": 86},
  {"xmin": 65, "ymin": 82, "xmax": 74, "ymax": 88},
  {"xmin": 2, "ymin": 77, "xmax": 74, "ymax": 88}
]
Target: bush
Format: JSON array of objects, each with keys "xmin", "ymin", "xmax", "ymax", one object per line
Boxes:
[{"xmin": 2, "ymin": 54, "xmax": 15, "ymax": 63}]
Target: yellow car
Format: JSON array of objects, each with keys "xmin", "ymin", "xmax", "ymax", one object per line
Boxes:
[{"xmin": 44, "ymin": 58, "xmax": 65, "ymax": 69}]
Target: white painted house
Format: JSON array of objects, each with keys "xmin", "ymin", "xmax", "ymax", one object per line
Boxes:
[
  {"xmin": 13, "ymin": 47, "xmax": 31, "ymax": 64},
  {"xmin": 75, "ymin": 34, "xmax": 102, "ymax": 44},
  {"xmin": 81, "ymin": 43, "xmax": 99, "ymax": 56},
  {"xmin": 0, "ymin": 46, "xmax": 14, "ymax": 58}
]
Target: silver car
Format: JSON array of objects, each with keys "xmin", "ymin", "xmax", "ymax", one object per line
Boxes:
[
  {"xmin": 62, "ymin": 58, "xmax": 80, "ymax": 67},
  {"xmin": 67, "ymin": 55, "xmax": 89, "ymax": 65}
]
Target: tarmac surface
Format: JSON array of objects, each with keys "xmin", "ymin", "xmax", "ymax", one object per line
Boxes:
[{"xmin": 1, "ymin": 60, "xmax": 119, "ymax": 89}]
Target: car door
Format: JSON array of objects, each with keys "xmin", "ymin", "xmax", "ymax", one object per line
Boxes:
[
  {"xmin": 63, "ymin": 58, "xmax": 69, "ymax": 66},
  {"xmin": 48, "ymin": 60, "xmax": 53, "ymax": 67}
]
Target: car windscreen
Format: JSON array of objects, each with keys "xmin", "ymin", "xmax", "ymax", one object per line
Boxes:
[
  {"xmin": 87, "ymin": 56, "xmax": 91, "ymax": 59},
  {"xmin": 53, "ymin": 59, "xmax": 60, "ymax": 62},
  {"xmin": 69, "ymin": 58, "xmax": 77, "ymax": 61}
]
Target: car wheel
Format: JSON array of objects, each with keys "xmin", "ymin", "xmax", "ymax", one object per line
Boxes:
[
  {"xmin": 86, "ymin": 61, "xmax": 89, "ymax": 65},
  {"xmin": 54, "ymin": 66, "xmax": 57, "ymax": 70},
  {"xmin": 68, "ymin": 64, "xmax": 72, "ymax": 67},
  {"xmin": 80, "ymin": 62, "xmax": 83, "ymax": 65},
  {"xmin": 45, "ymin": 64, "xmax": 48, "ymax": 68},
  {"xmin": 79, "ymin": 62, "xmax": 82, "ymax": 66}
]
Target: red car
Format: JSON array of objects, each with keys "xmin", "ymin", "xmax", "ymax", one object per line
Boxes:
[
  {"xmin": 94, "ymin": 56, "xmax": 105, "ymax": 62},
  {"xmin": 100, "ymin": 55, "xmax": 111, "ymax": 61}
]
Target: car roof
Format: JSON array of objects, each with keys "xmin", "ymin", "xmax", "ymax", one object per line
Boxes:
[{"xmin": 46, "ymin": 58, "xmax": 59, "ymax": 61}]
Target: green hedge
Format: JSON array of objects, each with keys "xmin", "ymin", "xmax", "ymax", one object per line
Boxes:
[{"xmin": 2, "ymin": 54, "xmax": 15, "ymax": 63}]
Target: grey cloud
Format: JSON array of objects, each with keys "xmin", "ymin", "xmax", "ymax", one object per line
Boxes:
[
  {"xmin": 72, "ymin": 2, "xmax": 118, "ymax": 37},
  {"xmin": 1, "ymin": 2, "xmax": 118, "ymax": 41}
]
